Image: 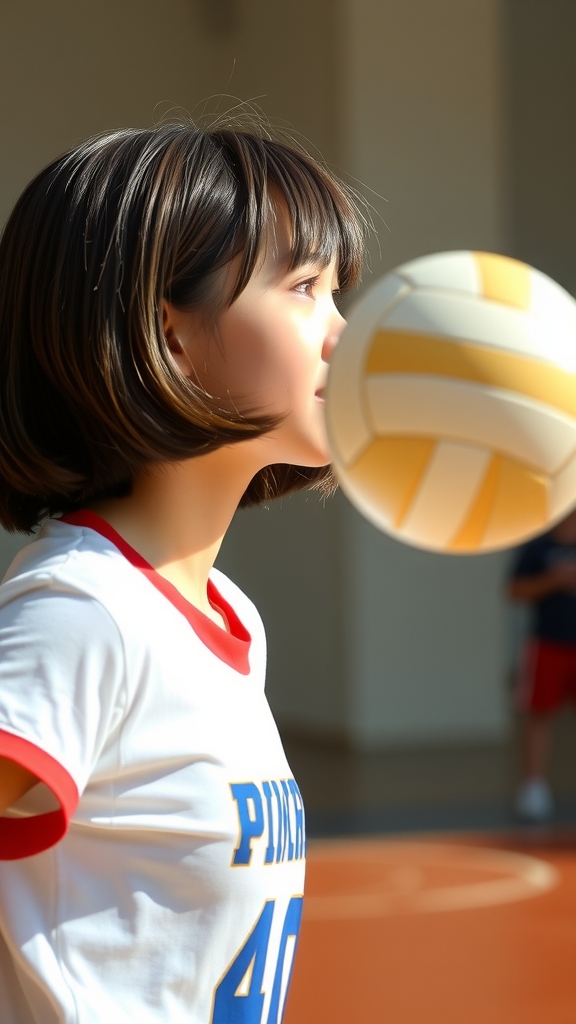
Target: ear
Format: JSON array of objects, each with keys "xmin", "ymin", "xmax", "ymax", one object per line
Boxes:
[{"xmin": 162, "ymin": 300, "xmax": 195, "ymax": 377}]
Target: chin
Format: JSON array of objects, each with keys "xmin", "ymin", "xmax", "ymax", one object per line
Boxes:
[
  {"xmin": 307, "ymin": 438, "xmax": 332, "ymax": 467},
  {"xmin": 293, "ymin": 448, "xmax": 332, "ymax": 469},
  {"xmin": 267, "ymin": 421, "xmax": 332, "ymax": 467}
]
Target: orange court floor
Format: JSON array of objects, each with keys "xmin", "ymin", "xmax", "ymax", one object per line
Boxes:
[{"xmin": 284, "ymin": 830, "xmax": 576, "ymax": 1024}]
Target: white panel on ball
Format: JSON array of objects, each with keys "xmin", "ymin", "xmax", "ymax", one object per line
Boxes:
[
  {"xmin": 383, "ymin": 291, "xmax": 576, "ymax": 366},
  {"xmin": 400, "ymin": 441, "xmax": 491, "ymax": 548},
  {"xmin": 530, "ymin": 268, "xmax": 576, "ymax": 330},
  {"xmin": 365, "ymin": 375, "xmax": 576, "ymax": 475},
  {"xmin": 398, "ymin": 250, "xmax": 481, "ymax": 296}
]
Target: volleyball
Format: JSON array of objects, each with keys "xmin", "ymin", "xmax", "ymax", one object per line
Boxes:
[{"xmin": 325, "ymin": 251, "xmax": 576, "ymax": 553}]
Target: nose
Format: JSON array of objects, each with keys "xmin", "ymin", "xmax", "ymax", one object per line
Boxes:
[{"xmin": 321, "ymin": 309, "xmax": 346, "ymax": 363}]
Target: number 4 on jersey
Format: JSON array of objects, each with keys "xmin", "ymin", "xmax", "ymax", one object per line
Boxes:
[{"xmin": 211, "ymin": 897, "xmax": 303, "ymax": 1024}]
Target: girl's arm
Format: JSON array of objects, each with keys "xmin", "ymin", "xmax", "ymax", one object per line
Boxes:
[{"xmin": 0, "ymin": 756, "xmax": 39, "ymax": 814}]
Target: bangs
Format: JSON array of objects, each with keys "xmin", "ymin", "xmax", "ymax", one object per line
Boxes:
[
  {"xmin": 210, "ymin": 131, "xmax": 365, "ymax": 306},
  {"xmin": 265, "ymin": 145, "xmax": 365, "ymax": 292}
]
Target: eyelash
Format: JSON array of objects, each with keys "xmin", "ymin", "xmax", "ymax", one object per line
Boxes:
[
  {"xmin": 293, "ymin": 277, "xmax": 341, "ymax": 303},
  {"xmin": 293, "ymin": 276, "xmax": 319, "ymax": 298}
]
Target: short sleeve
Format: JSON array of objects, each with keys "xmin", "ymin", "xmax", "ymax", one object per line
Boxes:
[{"xmin": 0, "ymin": 589, "xmax": 125, "ymax": 859}]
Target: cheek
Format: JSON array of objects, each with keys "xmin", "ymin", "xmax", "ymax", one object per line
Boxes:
[
  {"xmin": 217, "ymin": 315, "xmax": 309, "ymax": 408},
  {"xmin": 193, "ymin": 319, "xmax": 262, "ymax": 400},
  {"xmin": 220, "ymin": 321, "xmax": 279, "ymax": 400}
]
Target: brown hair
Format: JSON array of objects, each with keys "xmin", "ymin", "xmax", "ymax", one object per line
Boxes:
[{"xmin": 0, "ymin": 122, "xmax": 364, "ymax": 532}]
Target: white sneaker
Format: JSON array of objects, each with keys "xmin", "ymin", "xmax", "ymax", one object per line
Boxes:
[{"xmin": 515, "ymin": 778, "xmax": 554, "ymax": 822}]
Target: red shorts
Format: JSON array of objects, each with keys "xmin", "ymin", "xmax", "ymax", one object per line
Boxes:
[{"xmin": 516, "ymin": 639, "xmax": 576, "ymax": 713}]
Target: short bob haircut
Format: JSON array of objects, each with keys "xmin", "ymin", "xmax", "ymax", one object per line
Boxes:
[{"xmin": 0, "ymin": 122, "xmax": 364, "ymax": 533}]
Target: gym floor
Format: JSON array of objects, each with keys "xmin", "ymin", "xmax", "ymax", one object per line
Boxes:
[{"xmin": 282, "ymin": 713, "xmax": 576, "ymax": 1024}]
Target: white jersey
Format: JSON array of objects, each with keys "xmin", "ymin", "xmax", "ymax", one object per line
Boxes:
[{"xmin": 0, "ymin": 511, "xmax": 305, "ymax": 1024}]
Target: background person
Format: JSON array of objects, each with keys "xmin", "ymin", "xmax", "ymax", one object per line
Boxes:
[{"xmin": 509, "ymin": 508, "xmax": 576, "ymax": 822}]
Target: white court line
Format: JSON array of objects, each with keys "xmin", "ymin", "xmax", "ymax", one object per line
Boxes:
[{"xmin": 304, "ymin": 842, "xmax": 559, "ymax": 920}]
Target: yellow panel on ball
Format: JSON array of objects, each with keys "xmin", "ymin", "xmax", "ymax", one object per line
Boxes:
[
  {"xmin": 474, "ymin": 252, "xmax": 531, "ymax": 310},
  {"xmin": 346, "ymin": 437, "xmax": 434, "ymax": 529},
  {"xmin": 448, "ymin": 455, "xmax": 502, "ymax": 552},
  {"xmin": 482, "ymin": 456, "xmax": 548, "ymax": 550},
  {"xmin": 448, "ymin": 454, "xmax": 548, "ymax": 552}
]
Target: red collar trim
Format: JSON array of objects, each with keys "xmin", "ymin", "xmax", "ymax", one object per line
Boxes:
[{"xmin": 61, "ymin": 510, "xmax": 251, "ymax": 675}]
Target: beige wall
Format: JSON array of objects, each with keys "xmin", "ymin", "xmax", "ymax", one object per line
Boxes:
[
  {"xmin": 504, "ymin": 0, "xmax": 576, "ymax": 295},
  {"xmin": 337, "ymin": 0, "xmax": 506, "ymax": 273},
  {"xmin": 0, "ymin": 0, "xmax": 338, "ymax": 226},
  {"xmin": 330, "ymin": 0, "xmax": 511, "ymax": 745}
]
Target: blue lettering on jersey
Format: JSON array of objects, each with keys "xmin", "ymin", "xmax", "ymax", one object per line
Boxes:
[
  {"xmin": 230, "ymin": 779, "xmax": 306, "ymax": 867},
  {"xmin": 262, "ymin": 782, "xmax": 276, "ymax": 864},
  {"xmin": 211, "ymin": 897, "xmax": 304, "ymax": 1024},
  {"xmin": 266, "ymin": 897, "xmax": 303, "ymax": 1024},
  {"xmin": 231, "ymin": 783, "xmax": 265, "ymax": 866},
  {"xmin": 288, "ymin": 779, "xmax": 304, "ymax": 861},
  {"xmin": 212, "ymin": 901, "xmax": 274, "ymax": 1023}
]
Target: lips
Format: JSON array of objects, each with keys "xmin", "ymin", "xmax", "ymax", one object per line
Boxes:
[{"xmin": 315, "ymin": 387, "xmax": 325, "ymax": 402}]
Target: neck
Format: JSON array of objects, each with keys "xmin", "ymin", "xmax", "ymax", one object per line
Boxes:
[{"xmin": 89, "ymin": 444, "xmax": 260, "ymax": 620}]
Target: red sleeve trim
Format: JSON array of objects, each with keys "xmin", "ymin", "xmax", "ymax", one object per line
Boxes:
[
  {"xmin": 62, "ymin": 510, "xmax": 252, "ymax": 675},
  {"xmin": 0, "ymin": 730, "xmax": 79, "ymax": 860}
]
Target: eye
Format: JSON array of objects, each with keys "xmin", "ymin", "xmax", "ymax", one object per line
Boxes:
[{"xmin": 292, "ymin": 276, "xmax": 319, "ymax": 298}]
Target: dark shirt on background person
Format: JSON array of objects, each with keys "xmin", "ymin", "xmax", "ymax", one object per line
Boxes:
[{"xmin": 511, "ymin": 532, "xmax": 576, "ymax": 644}]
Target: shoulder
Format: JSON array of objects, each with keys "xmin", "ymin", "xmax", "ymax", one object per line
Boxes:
[
  {"xmin": 0, "ymin": 524, "xmax": 126, "ymax": 666},
  {"xmin": 0, "ymin": 521, "xmax": 143, "ymax": 658},
  {"xmin": 1, "ymin": 519, "xmax": 147, "ymax": 610}
]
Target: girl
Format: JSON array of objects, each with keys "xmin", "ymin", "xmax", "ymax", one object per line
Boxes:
[{"xmin": 0, "ymin": 123, "xmax": 363, "ymax": 1023}]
